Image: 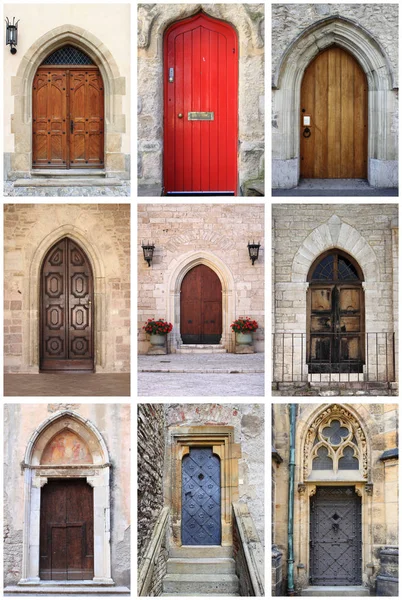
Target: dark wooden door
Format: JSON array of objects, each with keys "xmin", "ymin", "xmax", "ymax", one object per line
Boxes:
[
  {"xmin": 310, "ymin": 486, "xmax": 362, "ymax": 585},
  {"xmin": 182, "ymin": 447, "xmax": 221, "ymax": 545},
  {"xmin": 164, "ymin": 13, "xmax": 238, "ymax": 195},
  {"xmin": 40, "ymin": 479, "xmax": 94, "ymax": 580},
  {"xmin": 300, "ymin": 47, "xmax": 367, "ymax": 178},
  {"xmin": 180, "ymin": 264, "xmax": 222, "ymax": 344},
  {"xmin": 40, "ymin": 237, "xmax": 94, "ymax": 372},
  {"xmin": 33, "ymin": 66, "xmax": 104, "ymax": 168}
]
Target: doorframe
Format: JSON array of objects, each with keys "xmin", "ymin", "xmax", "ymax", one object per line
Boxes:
[
  {"xmin": 19, "ymin": 410, "xmax": 113, "ymax": 585},
  {"xmin": 9, "ymin": 25, "xmax": 126, "ymax": 179},
  {"xmin": 166, "ymin": 426, "xmax": 241, "ymax": 548},
  {"xmin": 166, "ymin": 250, "xmax": 236, "ymax": 352}
]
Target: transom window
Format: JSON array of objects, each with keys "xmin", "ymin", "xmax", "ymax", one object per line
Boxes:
[
  {"xmin": 310, "ymin": 251, "xmax": 362, "ymax": 282},
  {"xmin": 311, "ymin": 418, "xmax": 360, "ymax": 473},
  {"xmin": 41, "ymin": 45, "xmax": 94, "ymax": 65}
]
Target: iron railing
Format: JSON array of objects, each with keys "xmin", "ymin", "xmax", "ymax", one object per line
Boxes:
[{"xmin": 272, "ymin": 332, "xmax": 396, "ymax": 383}]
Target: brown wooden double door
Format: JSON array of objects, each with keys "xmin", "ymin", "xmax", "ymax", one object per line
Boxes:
[
  {"xmin": 40, "ymin": 237, "xmax": 94, "ymax": 372},
  {"xmin": 40, "ymin": 479, "xmax": 94, "ymax": 580},
  {"xmin": 180, "ymin": 264, "xmax": 222, "ymax": 344},
  {"xmin": 33, "ymin": 66, "xmax": 104, "ymax": 168}
]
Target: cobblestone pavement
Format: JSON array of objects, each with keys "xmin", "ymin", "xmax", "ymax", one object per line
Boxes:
[
  {"xmin": 138, "ymin": 353, "xmax": 265, "ymax": 373},
  {"xmin": 138, "ymin": 372, "xmax": 264, "ymax": 397},
  {"xmin": 4, "ymin": 182, "xmax": 131, "ymax": 197},
  {"xmin": 4, "ymin": 373, "xmax": 130, "ymax": 396}
]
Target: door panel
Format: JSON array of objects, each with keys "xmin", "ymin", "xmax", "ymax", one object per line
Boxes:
[
  {"xmin": 310, "ymin": 486, "xmax": 362, "ymax": 585},
  {"xmin": 164, "ymin": 13, "xmax": 238, "ymax": 194},
  {"xmin": 41, "ymin": 238, "xmax": 94, "ymax": 371},
  {"xmin": 180, "ymin": 264, "xmax": 222, "ymax": 344},
  {"xmin": 182, "ymin": 447, "xmax": 221, "ymax": 545},
  {"xmin": 301, "ymin": 47, "xmax": 368, "ymax": 178},
  {"xmin": 40, "ymin": 479, "xmax": 94, "ymax": 581},
  {"xmin": 33, "ymin": 67, "xmax": 104, "ymax": 169}
]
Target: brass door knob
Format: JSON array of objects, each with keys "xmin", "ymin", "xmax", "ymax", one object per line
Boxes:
[{"xmin": 178, "ymin": 113, "xmax": 183, "ymax": 119}]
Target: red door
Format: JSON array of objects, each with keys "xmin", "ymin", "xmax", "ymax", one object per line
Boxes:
[
  {"xmin": 164, "ymin": 13, "xmax": 238, "ymax": 195},
  {"xmin": 180, "ymin": 264, "xmax": 222, "ymax": 343}
]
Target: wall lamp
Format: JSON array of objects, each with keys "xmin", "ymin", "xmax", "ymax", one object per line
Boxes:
[
  {"xmin": 142, "ymin": 241, "xmax": 155, "ymax": 267},
  {"xmin": 5, "ymin": 17, "xmax": 19, "ymax": 54},
  {"xmin": 248, "ymin": 241, "xmax": 261, "ymax": 265}
]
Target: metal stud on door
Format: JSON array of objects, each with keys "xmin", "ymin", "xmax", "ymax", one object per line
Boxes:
[{"xmin": 182, "ymin": 448, "xmax": 221, "ymax": 545}]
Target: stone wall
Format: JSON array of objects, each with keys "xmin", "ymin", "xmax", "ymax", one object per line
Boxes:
[
  {"xmin": 4, "ymin": 204, "xmax": 130, "ymax": 373},
  {"xmin": 138, "ymin": 203, "xmax": 264, "ymax": 353},
  {"xmin": 3, "ymin": 403, "xmax": 131, "ymax": 587},
  {"xmin": 272, "ymin": 204, "xmax": 398, "ymax": 386},
  {"xmin": 272, "ymin": 403, "xmax": 399, "ymax": 594},
  {"xmin": 163, "ymin": 403, "xmax": 265, "ymax": 545},
  {"xmin": 138, "ymin": 3, "xmax": 264, "ymax": 196}
]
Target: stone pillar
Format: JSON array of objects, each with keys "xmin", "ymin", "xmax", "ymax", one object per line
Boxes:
[
  {"xmin": 271, "ymin": 544, "xmax": 284, "ymax": 596},
  {"xmin": 376, "ymin": 547, "xmax": 399, "ymax": 596}
]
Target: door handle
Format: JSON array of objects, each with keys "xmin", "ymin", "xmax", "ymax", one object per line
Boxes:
[
  {"xmin": 303, "ymin": 127, "xmax": 311, "ymax": 138},
  {"xmin": 178, "ymin": 113, "xmax": 183, "ymax": 119},
  {"xmin": 70, "ymin": 120, "xmax": 74, "ymax": 134}
]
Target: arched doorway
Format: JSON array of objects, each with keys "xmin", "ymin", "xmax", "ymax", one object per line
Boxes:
[
  {"xmin": 300, "ymin": 47, "xmax": 368, "ymax": 179},
  {"xmin": 32, "ymin": 45, "xmax": 104, "ymax": 169},
  {"xmin": 163, "ymin": 13, "xmax": 238, "ymax": 196},
  {"xmin": 180, "ymin": 264, "xmax": 222, "ymax": 344},
  {"xmin": 40, "ymin": 237, "xmax": 94, "ymax": 372},
  {"xmin": 307, "ymin": 249, "xmax": 365, "ymax": 373}
]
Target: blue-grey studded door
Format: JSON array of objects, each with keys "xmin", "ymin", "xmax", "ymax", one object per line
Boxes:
[{"xmin": 182, "ymin": 447, "xmax": 221, "ymax": 545}]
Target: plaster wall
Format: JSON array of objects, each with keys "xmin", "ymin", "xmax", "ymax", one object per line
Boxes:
[
  {"xmin": 4, "ymin": 204, "xmax": 130, "ymax": 373},
  {"xmin": 3, "ymin": 403, "xmax": 131, "ymax": 587},
  {"xmin": 138, "ymin": 204, "xmax": 264, "ymax": 353}
]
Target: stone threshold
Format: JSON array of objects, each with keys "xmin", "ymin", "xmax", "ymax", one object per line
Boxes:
[
  {"xmin": 4, "ymin": 586, "xmax": 130, "ymax": 595},
  {"xmin": 14, "ymin": 178, "xmax": 122, "ymax": 187},
  {"xmin": 301, "ymin": 585, "xmax": 369, "ymax": 596},
  {"xmin": 32, "ymin": 169, "xmax": 107, "ymax": 177}
]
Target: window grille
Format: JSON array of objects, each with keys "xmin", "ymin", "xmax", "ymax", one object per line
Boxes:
[
  {"xmin": 41, "ymin": 45, "xmax": 94, "ymax": 65},
  {"xmin": 339, "ymin": 446, "xmax": 359, "ymax": 470}
]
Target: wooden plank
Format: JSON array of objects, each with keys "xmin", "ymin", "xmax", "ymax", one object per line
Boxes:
[
  {"xmin": 209, "ymin": 31, "xmax": 219, "ymax": 191},
  {"xmin": 200, "ymin": 27, "xmax": 210, "ymax": 191},
  {"xmin": 217, "ymin": 34, "xmax": 228, "ymax": 190},
  {"xmin": 327, "ymin": 48, "xmax": 341, "ymax": 178},
  {"xmin": 300, "ymin": 58, "xmax": 315, "ymax": 177},
  {"xmin": 314, "ymin": 50, "xmax": 328, "ymax": 177},
  {"xmin": 340, "ymin": 51, "xmax": 354, "ymax": 178},
  {"xmin": 353, "ymin": 60, "xmax": 367, "ymax": 177},
  {"xmin": 183, "ymin": 30, "xmax": 193, "ymax": 191}
]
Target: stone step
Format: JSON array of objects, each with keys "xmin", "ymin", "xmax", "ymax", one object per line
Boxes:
[
  {"xmin": 162, "ymin": 573, "xmax": 239, "ymax": 595},
  {"xmin": 301, "ymin": 586, "xmax": 370, "ymax": 596},
  {"xmin": 4, "ymin": 586, "xmax": 130, "ymax": 596},
  {"xmin": 176, "ymin": 345, "xmax": 227, "ymax": 354},
  {"xmin": 167, "ymin": 558, "xmax": 236, "ymax": 575},
  {"xmin": 169, "ymin": 546, "xmax": 233, "ymax": 559},
  {"xmin": 32, "ymin": 169, "xmax": 106, "ymax": 177},
  {"xmin": 162, "ymin": 594, "xmax": 239, "ymax": 596},
  {"xmin": 14, "ymin": 178, "xmax": 121, "ymax": 187}
]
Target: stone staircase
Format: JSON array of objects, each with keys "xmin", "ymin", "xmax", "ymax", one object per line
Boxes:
[
  {"xmin": 175, "ymin": 344, "xmax": 227, "ymax": 354},
  {"xmin": 162, "ymin": 547, "xmax": 239, "ymax": 596},
  {"xmin": 14, "ymin": 169, "xmax": 122, "ymax": 187}
]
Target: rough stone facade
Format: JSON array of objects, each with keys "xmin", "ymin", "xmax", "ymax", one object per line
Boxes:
[
  {"xmin": 138, "ymin": 203, "xmax": 264, "ymax": 354},
  {"xmin": 272, "ymin": 204, "xmax": 398, "ymax": 393},
  {"xmin": 138, "ymin": 3, "xmax": 265, "ymax": 196},
  {"xmin": 272, "ymin": 403, "xmax": 398, "ymax": 595},
  {"xmin": 4, "ymin": 203, "xmax": 130, "ymax": 373},
  {"xmin": 272, "ymin": 4, "xmax": 398, "ymax": 188},
  {"xmin": 4, "ymin": 4, "xmax": 130, "ymax": 182},
  {"xmin": 3, "ymin": 403, "xmax": 131, "ymax": 588}
]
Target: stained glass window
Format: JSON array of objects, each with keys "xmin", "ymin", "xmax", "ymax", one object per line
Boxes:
[
  {"xmin": 42, "ymin": 45, "xmax": 94, "ymax": 65},
  {"xmin": 339, "ymin": 446, "xmax": 359, "ymax": 470},
  {"xmin": 311, "ymin": 252, "xmax": 361, "ymax": 282},
  {"xmin": 322, "ymin": 420, "xmax": 350, "ymax": 446}
]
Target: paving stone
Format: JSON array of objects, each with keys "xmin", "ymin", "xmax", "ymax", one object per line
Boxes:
[
  {"xmin": 138, "ymin": 372, "xmax": 264, "ymax": 397},
  {"xmin": 138, "ymin": 353, "xmax": 264, "ymax": 374},
  {"xmin": 4, "ymin": 374, "xmax": 130, "ymax": 397}
]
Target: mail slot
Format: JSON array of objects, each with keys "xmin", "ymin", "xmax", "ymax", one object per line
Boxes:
[{"xmin": 188, "ymin": 112, "xmax": 215, "ymax": 121}]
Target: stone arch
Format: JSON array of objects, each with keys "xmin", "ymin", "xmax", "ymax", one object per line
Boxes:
[
  {"xmin": 292, "ymin": 215, "xmax": 380, "ymax": 283},
  {"xmin": 20, "ymin": 410, "xmax": 113, "ymax": 585},
  {"xmin": 27, "ymin": 225, "xmax": 107, "ymax": 371},
  {"xmin": 272, "ymin": 16, "xmax": 397, "ymax": 188},
  {"xmin": 166, "ymin": 250, "xmax": 236, "ymax": 351},
  {"xmin": 11, "ymin": 24, "xmax": 126, "ymax": 177}
]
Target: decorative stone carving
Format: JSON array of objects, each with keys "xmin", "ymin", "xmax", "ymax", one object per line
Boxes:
[
  {"xmin": 365, "ymin": 482, "xmax": 374, "ymax": 495},
  {"xmin": 298, "ymin": 483, "xmax": 306, "ymax": 494}
]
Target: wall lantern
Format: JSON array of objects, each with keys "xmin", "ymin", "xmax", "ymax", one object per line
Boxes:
[
  {"xmin": 5, "ymin": 17, "xmax": 19, "ymax": 54},
  {"xmin": 248, "ymin": 241, "xmax": 261, "ymax": 265},
  {"xmin": 142, "ymin": 241, "xmax": 155, "ymax": 267}
]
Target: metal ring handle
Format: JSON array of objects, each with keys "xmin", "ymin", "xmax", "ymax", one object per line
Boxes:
[{"xmin": 303, "ymin": 127, "xmax": 311, "ymax": 138}]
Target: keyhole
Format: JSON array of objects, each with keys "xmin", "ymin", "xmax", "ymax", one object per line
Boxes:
[{"xmin": 198, "ymin": 473, "xmax": 204, "ymax": 481}]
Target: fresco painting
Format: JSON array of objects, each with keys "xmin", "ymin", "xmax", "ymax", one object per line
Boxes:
[{"xmin": 41, "ymin": 430, "xmax": 93, "ymax": 464}]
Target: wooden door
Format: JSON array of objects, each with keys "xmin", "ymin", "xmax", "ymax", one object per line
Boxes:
[
  {"xmin": 182, "ymin": 447, "xmax": 221, "ymax": 545},
  {"xmin": 300, "ymin": 47, "xmax": 367, "ymax": 178},
  {"xmin": 40, "ymin": 237, "xmax": 94, "ymax": 372},
  {"xmin": 180, "ymin": 264, "xmax": 222, "ymax": 344},
  {"xmin": 164, "ymin": 13, "xmax": 238, "ymax": 195},
  {"xmin": 310, "ymin": 487, "xmax": 362, "ymax": 585},
  {"xmin": 40, "ymin": 479, "xmax": 94, "ymax": 580},
  {"xmin": 33, "ymin": 66, "xmax": 104, "ymax": 168}
]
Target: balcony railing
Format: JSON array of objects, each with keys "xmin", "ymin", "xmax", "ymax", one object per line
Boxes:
[{"xmin": 272, "ymin": 332, "xmax": 396, "ymax": 383}]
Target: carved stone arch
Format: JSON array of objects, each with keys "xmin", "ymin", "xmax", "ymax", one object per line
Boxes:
[
  {"xmin": 20, "ymin": 410, "xmax": 113, "ymax": 585},
  {"xmin": 272, "ymin": 16, "xmax": 397, "ymax": 188},
  {"xmin": 166, "ymin": 250, "xmax": 236, "ymax": 351},
  {"xmin": 10, "ymin": 24, "xmax": 126, "ymax": 178}
]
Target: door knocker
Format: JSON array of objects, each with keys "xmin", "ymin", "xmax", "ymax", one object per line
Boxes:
[{"xmin": 303, "ymin": 127, "xmax": 311, "ymax": 138}]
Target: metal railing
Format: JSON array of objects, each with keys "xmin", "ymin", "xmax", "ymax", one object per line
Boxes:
[{"xmin": 272, "ymin": 332, "xmax": 396, "ymax": 383}]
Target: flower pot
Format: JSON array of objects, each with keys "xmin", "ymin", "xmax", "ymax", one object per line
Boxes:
[
  {"xmin": 150, "ymin": 334, "xmax": 166, "ymax": 347},
  {"xmin": 236, "ymin": 332, "xmax": 253, "ymax": 345}
]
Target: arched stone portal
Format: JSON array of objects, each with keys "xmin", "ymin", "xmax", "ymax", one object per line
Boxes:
[
  {"xmin": 20, "ymin": 410, "xmax": 113, "ymax": 585},
  {"xmin": 272, "ymin": 16, "xmax": 397, "ymax": 188}
]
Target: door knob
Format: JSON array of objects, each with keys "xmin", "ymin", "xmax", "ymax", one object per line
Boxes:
[{"xmin": 178, "ymin": 113, "xmax": 183, "ymax": 119}]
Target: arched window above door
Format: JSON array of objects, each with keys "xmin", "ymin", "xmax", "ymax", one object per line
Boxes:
[
  {"xmin": 41, "ymin": 45, "xmax": 94, "ymax": 65},
  {"xmin": 308, "ymin": 250, "xmax": 364, "ymax": 282}
]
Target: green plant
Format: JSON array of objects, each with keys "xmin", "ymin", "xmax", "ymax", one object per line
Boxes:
[{"xmin": 230, "ymin": 317, "xmax": 258, "ymax": 334}]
